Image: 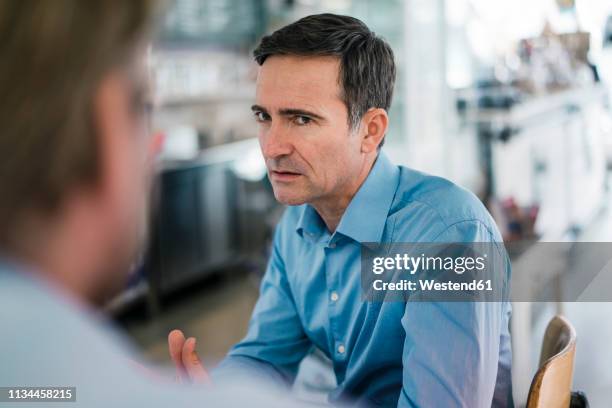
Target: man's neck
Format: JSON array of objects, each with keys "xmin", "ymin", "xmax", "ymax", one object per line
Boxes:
[
  {"xmin": 311, "ymin": 155, "xmax": 377, "ymax": 233},
  {"xmin": 9, "ymin": 212, "xmax": 103, "ymax": 307}
]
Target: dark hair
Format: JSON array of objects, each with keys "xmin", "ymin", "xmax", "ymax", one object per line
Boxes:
[{"xmin": 254, "ymin": 13, "xmax": 396, "ymax": 139}]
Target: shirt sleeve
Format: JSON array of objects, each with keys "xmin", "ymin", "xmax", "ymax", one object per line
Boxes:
[
  {"xmin": 213, "ymin": 223, "xmax": 312, "ymax": 387},
  {"xmin": 397, "ymin": 220, "xmax": 511, "ymax": 408}
]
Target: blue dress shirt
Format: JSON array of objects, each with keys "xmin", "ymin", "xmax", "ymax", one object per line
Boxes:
[{"xmin": 217, "ymin": 152, "xmax": 513, "ymax": 407}]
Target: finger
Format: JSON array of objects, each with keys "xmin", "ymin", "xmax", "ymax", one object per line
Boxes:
[
  {"xmin": 168, "ymin": 329, "xmax": 188, "ymax": 382},
  {"xmin": 182, "ymin": 337, "xmax": 210, "ymax": 384}
]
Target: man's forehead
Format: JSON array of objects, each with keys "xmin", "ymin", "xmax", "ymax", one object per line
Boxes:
[{"xmin": 255, "ymin": 55, "xmax": 342, "ymax": 107}]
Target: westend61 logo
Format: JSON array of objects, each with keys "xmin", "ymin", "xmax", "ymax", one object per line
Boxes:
[{"xmin": 361, "ymin": 242, "xmax": 508, "ymax": 302}]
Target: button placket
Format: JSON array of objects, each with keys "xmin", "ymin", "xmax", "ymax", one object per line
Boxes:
[{"xmin": 324, "ymin": 242, "xmax": 345, "ymax": 361}]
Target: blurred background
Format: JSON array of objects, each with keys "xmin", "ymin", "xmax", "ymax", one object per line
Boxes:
[{"xmin": 108, "ymin": 0, "xmax": 612, "ymax": 406}]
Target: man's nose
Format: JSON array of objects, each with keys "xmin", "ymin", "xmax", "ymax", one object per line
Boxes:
[{"xmin": 261, "ymin": 123, "xmax": 292, "ymax": 159}]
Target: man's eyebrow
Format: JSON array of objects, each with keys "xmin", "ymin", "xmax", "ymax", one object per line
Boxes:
[
  {"xmin": 251, "ymin": 105, "xmax": 326, "ymax": 121},
  {"xmin": 251, "ymin": 104, "xmax": 267, "ymax": 113},
  {"xmin": 278, "ymin": 108, "xmax": 325, "ymax": 121}
]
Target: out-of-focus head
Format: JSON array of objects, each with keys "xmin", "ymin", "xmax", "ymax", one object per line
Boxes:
[
  {"xmin": 0, "ymin": 0, "xmax": 160, "ymax": 305},
  {"xmin": 252, "ymin": 14, "xmax": 395, "ymax": 207}
]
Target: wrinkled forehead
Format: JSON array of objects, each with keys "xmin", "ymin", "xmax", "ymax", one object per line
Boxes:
[{"xmin": 255, "ymin": 55, "xmax": 344, "ymax": 109}]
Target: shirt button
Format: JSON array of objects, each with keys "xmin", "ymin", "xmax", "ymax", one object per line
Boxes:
[
  {"xmin": 337, "ymin": 344, "xmax": 346, "ymax": 354},
  {"xmin": 330, "ymin": 291, "xmax": 339, "ymax": 302},
  {"xmin": 329, "ymin": 242, "xmax": 336, "ymax": 248}
]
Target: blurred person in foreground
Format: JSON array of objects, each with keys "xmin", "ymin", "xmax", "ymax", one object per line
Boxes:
[
  {"xmin": 0, "ymin": 1, "xmax": 300, "ymax": 407},
  {"xmin": 170, "ymin": 14, "xmax": 513, "ymax": 408}
]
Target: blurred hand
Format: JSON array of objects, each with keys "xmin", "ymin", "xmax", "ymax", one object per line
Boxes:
[{"xmin": 168, "ymin": 329, "xmax": 210, "ymax": 384}]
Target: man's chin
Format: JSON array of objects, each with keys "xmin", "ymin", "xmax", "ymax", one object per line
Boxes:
[
  {"xmin": 273, "ymin": 190, "xmax": 308, "ymax": 206},
  {"xmin": 89, "ymin": 240, "xmax": 140, "ymax": 308},
  {"xmin": 91, "ymin": 216, "xmax": 148, "ymax": 307}
]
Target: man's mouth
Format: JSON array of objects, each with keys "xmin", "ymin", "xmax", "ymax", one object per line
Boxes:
[{"xmin": 270, "ymin": 170, "xmax": 302, "ymax": 181}]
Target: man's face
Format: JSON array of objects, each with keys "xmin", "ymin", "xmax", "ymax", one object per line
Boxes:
[
  {"xmin": 253, "ymin": 55, "xmax": 364, "ymax": 206},
  {"xmin": 90, "ymin": 49, "xmax": 156, "ymax": 303}
]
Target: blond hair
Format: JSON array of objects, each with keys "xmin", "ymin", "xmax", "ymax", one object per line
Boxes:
[{"xmin": 0, "ymin": 0, "xmax": 158, "ymax": 248}]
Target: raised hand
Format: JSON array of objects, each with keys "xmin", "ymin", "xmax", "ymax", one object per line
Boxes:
[{"xmin": 168, "ymin": 329, "xmax": 210, "ymax": 384}]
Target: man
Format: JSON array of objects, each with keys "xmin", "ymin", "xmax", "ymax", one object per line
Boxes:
[
  {"xmin": 170, "ymin": 13, "xmax": 513, "ymax": 408},
  {"xmin": 0, "ymin": 1, "xmax": 299, "ymax": 407},
  {"xmin": 169, "ymin": 14, "xmax": 512, "ymax": 407}
]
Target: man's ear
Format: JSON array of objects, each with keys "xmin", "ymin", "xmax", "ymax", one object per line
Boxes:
[
  {"xmin": 360, "ymin": 108, "xmax": 388, "ymax": 153},
  {"xmin": 94, "ymin": 72, "xmax": 124, "ymax": 195}
]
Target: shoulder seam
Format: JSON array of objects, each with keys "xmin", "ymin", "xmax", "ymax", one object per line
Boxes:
[
  {"xmin": 431, "ymin": 218, "xmax": 506, "ymax": 258},
  {"xmin": 394, "ymin": 198, "xmax": 448, "ymax": 227}
]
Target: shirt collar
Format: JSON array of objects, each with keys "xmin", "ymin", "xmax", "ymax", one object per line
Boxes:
[
  {"xmin": 296, "ymin": 203, "xmax": 326, "ymax": 241},
  {"xmin": 295, "ymin": 152, "xmax": 400, "ymax": 244}
]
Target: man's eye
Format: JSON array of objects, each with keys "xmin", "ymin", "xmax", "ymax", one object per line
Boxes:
[
  {"xmin": 131, "ymin": 94, "xmax": 153, "ymax": 116},
  {"xmin": 294, "ymin": 116, "xmax": 312, "ymax": 126},
  {"xmin": 143, "ymin": 101, "xmax": 154, "ymax": 116},
  {"xmin": 254, "ymin": 111, "xmax": 270, "ymax": 122}
]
